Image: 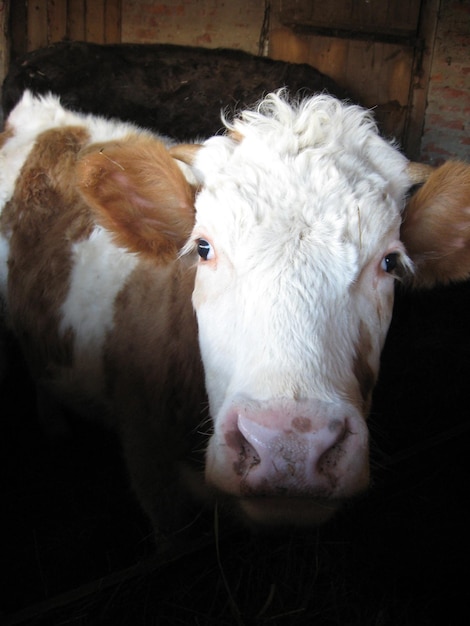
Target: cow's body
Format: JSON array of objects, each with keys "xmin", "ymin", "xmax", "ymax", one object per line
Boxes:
[
  {"xmin": 0, "ymin": 93, "xmax": 207, "ymax": 530},
  {"xmin": 1, "ymin": 41, "xmax": 349, "ymax": 140},
  {"xmin": 1, "ymin": 91, "xmax": 469, "ymax": 535}
]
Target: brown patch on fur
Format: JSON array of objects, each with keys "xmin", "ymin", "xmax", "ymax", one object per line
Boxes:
[
  {"xmin": 77, "ymin": 135, "xmax": 196, "ymax": 261},
  {"xmin": 352, "ymin": 321, "xmax": 376, "ymax": 414},
  {"xmin": 402, "ymin": 160, "xmax": 470, "ymax": 288},
  {"xmin": 0, "ymin": 125, "xmax": 14, "ymax": 148},
  {"xmin": 169, "ymin": 143, "xmax": 203, "ymax": 165},
  {"xmin": 228, "ymin": 130, "xmax": 244, "ymax": 143},
  {"xmin": 407, "ymin": 162, "xmax": 434, "ymax": 185},
  {"xmin": 3, "ymin": 125, "xmax": 93, "ymax": 377},
  {"xmin": 102, "ymin": 254, "xmax": 206, "ymax": 529}
]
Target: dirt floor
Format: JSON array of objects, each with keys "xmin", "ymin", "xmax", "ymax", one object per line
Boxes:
[{"xmin": 1, "ymin": 280, "xmax": 470, "ymax": 626}]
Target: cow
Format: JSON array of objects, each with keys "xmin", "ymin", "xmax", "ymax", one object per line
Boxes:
[
  {"xmin": 1, "ymin": 90, "xmax": 469, "ymax": 537},
  {"xmin": 1, "ymin": 41, "xmax": 350, "ymax": 141}
]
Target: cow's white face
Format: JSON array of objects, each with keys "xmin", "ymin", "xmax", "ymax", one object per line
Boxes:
[{"xmin": 185, "ymin": 94, "xmax": 413, "ymax": 525}]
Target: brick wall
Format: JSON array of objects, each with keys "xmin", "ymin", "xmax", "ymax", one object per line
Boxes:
[{"xmin": 420, "ymin": 0, "xmax": 470, "ymax": 164}]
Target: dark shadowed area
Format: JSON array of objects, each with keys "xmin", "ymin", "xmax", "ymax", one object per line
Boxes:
[
  {"xmin": 2, "ymin": 265, "xmax": 469, "ymax": 626},
  {"xmin": 1, "ymin": 41, "xmax": 351, "ymax": 142}
]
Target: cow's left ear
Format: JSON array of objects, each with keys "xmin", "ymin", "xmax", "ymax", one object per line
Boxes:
[
  {"xmin": 401, "ymin": 160, "xmax": 470, "ymax": 288},
  {"xmin": 76, "ymin": 135, "xmax": 196, "ymax": 259}
]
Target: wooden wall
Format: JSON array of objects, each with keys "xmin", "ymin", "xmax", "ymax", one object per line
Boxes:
[
  {"xmin": 6, "ymin": 0, "xmax": 265, "ymax": 60},
  {"xmin": 9, "ymin": 0, "xmax": 122, "ymax": 59},
  {"xmin": 268, "ymin": 0, "xmax": 440, "ymax": 157},
  {"xmin": 0, "ymin": 1, "xmax": 9, "ymax": 91},
  {"xmin": 2, "ymin": 0, "xmax": 467, "ymax": 163}
]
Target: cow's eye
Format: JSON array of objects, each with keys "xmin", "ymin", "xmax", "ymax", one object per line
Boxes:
[
  {"xmin": 381, "ymin": 252, "xmax": 399, "ymax": 273},
  {"xmin": 197, "ymin": 238, "xmax": 214, "ymax": 261}
]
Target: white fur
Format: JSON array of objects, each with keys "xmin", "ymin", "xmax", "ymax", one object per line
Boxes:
[
  {"xmin": 58, "ymin": 227, "xmax": 139, "ymax": 399},
  {"xmin": 186, "ymin": 92, "xmax": 413, "ymax": 499}
]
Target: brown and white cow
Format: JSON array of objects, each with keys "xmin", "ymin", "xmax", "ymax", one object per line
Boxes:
[{"xmin": 1, "ymin": 91, "xmax": 469, "ymax": 534}]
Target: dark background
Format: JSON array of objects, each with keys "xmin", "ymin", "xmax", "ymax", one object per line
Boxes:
[{"xmin": 2, "ymin": 280, "xmax": 469, "ymax": 626}]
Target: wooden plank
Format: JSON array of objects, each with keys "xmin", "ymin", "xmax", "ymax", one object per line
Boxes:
[
  {"xmin": 48, "ymin": 0, "xmax": 67, "ymax": 43},
  {"xmin": 348, "ymin": 40, "xmax": 414, "ymax": 142},
  {"xmin": 388, "ymin": 0, "xmax": 420, "ymax": 31},
  {"xmin": 85, "ymin": 0, "xmax": 104, "ymax": 42},
  {"xmin": 269, "ymin": 26, "xmax": 352, "ymax": 98},
  {"xmin": 27, "ymin": 0, "xmax": 48, "ymax": 50},
  {"xmin": 0, "ymin": 0, "xmax": 11, "ymax": 110},
  {"xmin": 68, "ymin": 0, "xmax": 85, "ymax": 40},
  {"xmin": 404, "ymin": 0, "xmax": 441, "ymax": 159},
  {"xmin": 270, "ymin": 28, "xmax": 411, "ymax": 102},
  {"xmin": 104, "ymin": 0, "xmax": 121, "ymax": 43},
  {"xmin": 269, "ymin": 26, "xmax": 414, "ymax": 143},
  {"xmin": 279, "ymin": 0, "xmax": 422, "ymax": 37},
  {"xmin": 271, "ymin": 0, "xmax": 438, "ymax": 156},
  {"xmin": 9, "ymin": 0, "xmax": 27, "ymax": 58}
]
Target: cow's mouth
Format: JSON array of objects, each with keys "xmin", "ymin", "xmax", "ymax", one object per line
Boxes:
[{"xmin": 238, "ymin": 495, "xmax": 341, "ymax": 527}]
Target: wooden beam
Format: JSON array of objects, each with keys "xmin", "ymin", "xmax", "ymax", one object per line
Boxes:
[
  {"xmin": 404, "ymin": 0, "xmax": 441, "ymax": 159},
  {"xmin": 9, "ymin": 0, "xmax": 27, "ymax": 59},
  {"xmin": 105, "ymin": 0, "xmax": 121, "ymax": 43},
  {"xmin": 48, "ymin": 0, "xmax": 67, "ymax": 43},
  {"xmin": 27, "ymin": 0, "xmax": 48, "ymax": 50},
  {"xmin": 0, "ymin": 0, "xmax": 11, "ymax": 111},
  {"xmin": 85, "ymin": 0, "xmax": 104, "ymax": 42}
]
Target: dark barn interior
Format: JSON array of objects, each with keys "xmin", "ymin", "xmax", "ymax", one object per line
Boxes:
[{"xmin": 1, "ymin": 2, "xmax": 469, "ymax": 625}]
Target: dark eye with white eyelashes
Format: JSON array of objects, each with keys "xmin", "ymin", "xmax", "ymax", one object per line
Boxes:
[
  {"xmin": 197, "ymin": 238, "xmax": 214, "ymax": 261},
  {"xmin": 381, "ymin": 252, "xmax": 399, "ymax": 274}
]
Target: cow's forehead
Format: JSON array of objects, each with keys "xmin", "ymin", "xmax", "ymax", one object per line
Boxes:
[
  {"xmin": 194, "ymin": 141, "xmax": 403, "ymax": 268},
  {"xmin": 193, "ymin": 94, "xmax": 409, "ymax": 259},
  {"xmin": 195, "ymin": 93, "xmax": 410, "ymax": 195}
]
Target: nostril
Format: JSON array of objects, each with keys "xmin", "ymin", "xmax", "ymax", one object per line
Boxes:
[
  {"xmin": 236, "ymin": 414, "xmax": 350, "ymax": 471},
  {"xmin": 317, "ymin": 419, "xmax": 350, "ymax": 474},
  {"xmin": 238, "ymin": 415, "xmax": 279, "ymax": 452},
  {"xmin": 225, "ymin": 423, "xmax": 260, "ymax": 477},
  {"xmin": 328, "ymin": 418, "xmax": 346, "ymax": 434},
  {"xmin": 207, "ymin": 399, "xmax": 368, "ymax": 502},
  {"xmin": 222, "ymin": 410, "xmax": 355, "ymax": 490}
]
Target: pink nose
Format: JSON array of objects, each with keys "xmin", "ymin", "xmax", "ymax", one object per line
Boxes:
[
  {"xmin": 205, "ymin": 396, "xmax": 370, "ymax": 501},
  {"xmin": 233, "ymin": 412, "xmax": 348, "ymax": 497}
]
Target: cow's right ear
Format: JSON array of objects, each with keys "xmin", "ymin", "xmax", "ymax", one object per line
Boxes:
[
  {"xmin": 76, "ymin": 136, "xmax": 196, "ymax": 260},
  {"xmin": 401, "ymin": 161, "xmax": 470, "ymax": 288}
]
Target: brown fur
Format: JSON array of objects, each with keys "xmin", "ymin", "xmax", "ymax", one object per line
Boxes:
[
  {"xmin": 353, "ymin": 321, "xmax": 376, "ymax": 415},
  {"xmin": 78, "ymin": 135, "xmax": 196, "ymax": 261},
  {"xmin": 2, "ymin": 123, "xmax": 206, "ymax": 533},
  {"xmin": 2, "ymin": 126, "xmax": 93, "ymax": 378},
  {"xmin": 104, "ymin": 256, "xmax": 206, "ymax": 531},
  {"xmin": 169, "ymin": 143, "xmax": 203, "ymax": 166},
  {"xmin": 402, "ymin": 161, "xmax": 470, "ymax": 288},
  {"xmin": 0, "ymin": 125, "xmax": 14, "ymax": 149}
]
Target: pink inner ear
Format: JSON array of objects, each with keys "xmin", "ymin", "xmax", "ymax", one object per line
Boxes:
[
  {"xmin": 77, "ymin": 136, "xmax": 196, "ymax": 258},
  {"xmin": 112, "ymin": 170, "xmax": 157, "ymax": 211}
]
